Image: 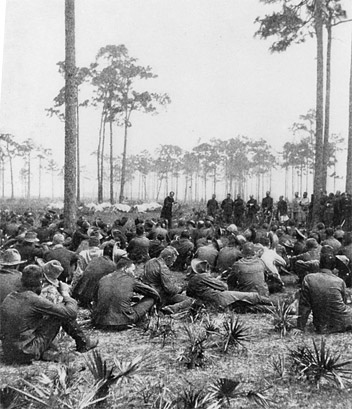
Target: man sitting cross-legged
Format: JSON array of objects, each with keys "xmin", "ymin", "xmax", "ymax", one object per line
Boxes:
[
  {"xmin": 0, "ymin": 264, "xmax": 97, "ymax": 364},
  {"xmin": 92, "ymin": 261, "xmax": 160, "ymax": 330},
  {"xmin": 141, "ymin": 246, "xmax": 193, "ymax": 315},
  {"xmin": 186, "ymin": 258, "xmax": 272, "ymax": 310}
]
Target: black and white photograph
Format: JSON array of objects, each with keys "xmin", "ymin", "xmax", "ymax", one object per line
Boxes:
[{"xmin": 0, "ymin": 1, "xmax": 352, "ymax": 407}]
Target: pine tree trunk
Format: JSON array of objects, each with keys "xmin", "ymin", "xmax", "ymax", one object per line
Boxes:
[
  {"xmin": 64, "ymin": 0, "xmax": 77, "ymax": 231},
  {"xmin": 346, "ymin": 29, "xmax": 352, "ymax": 194},
  {"xmin": 322, "ymin": 22, "xmax": 332, "ymax": 191},
  {"xmin": 76, "ymin": 104, "xmax": 80, "ymax": 203},
  {"xmin": 119, "ymin": 113, "xmax": 129, "ymax": 203},
  {"xmin": 100, "ymin": 121, "xmax": 106, "ymax": 202},
  {"xmin": 312, "ymin": 0, "xmax": 325, "ymax": 224},
  {"xmin": 109, "ymin": 119, "xmax": 114, "ymax": 204},
  {"xmin": 97, "ymin": 112, "xmax": 104, "ymax": 203}
]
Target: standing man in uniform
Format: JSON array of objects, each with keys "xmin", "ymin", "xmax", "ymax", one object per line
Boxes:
[
  {"xmin": 221, "ymin": 193, "xmax": 234, "ymax": 224},
  {"xmin": 206, "ymin": 194, "xmax": 219, "ymax": 219},
  {"xmin": 161, "ymin": 191, "xmax": 176, "ymax": 229}
]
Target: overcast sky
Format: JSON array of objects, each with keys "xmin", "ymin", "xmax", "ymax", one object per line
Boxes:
[{"xmin": 0, "ymin": 0, "xmax": 351, "ymax": 197}]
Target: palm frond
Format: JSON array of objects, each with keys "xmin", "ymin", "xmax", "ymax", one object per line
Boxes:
[
  {"xmin": 174, "ymin": 385, "xmax": 219, "ymax": 409},
  {"xmin": 85, "ymin": 349, "xmax": 115, "ymax": 384},
  {"xmin": 268, "ymin": 299, "xmax": 297, "ymax": 337},
  {"xmin": 222, "ymin": 313, "xmax": 251, "ymax": 353},
  {"xmin": 247, "ymin": 390, "xmax": 272, "ymax": 409},
  {"xmin": 289, "ymin": 337, "xmax": 352, "ymax": 389},
  {"xmin": 208, "ymin": 378, "xmax": 240, "ymax": 405},
  {"xmin": 177, "ymin": 325, "xmax": 212, "ymax": 369}
]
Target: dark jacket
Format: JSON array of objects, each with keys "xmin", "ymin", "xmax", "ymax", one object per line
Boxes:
[
  {"xmin": 0, "ymin": 291, "xmax": 77, "ymax": 359},
  {"xmin": 142, "ymin": 257, "xmax": 181, "ymax": 302},
  {"xmin": 298, "ymin": 269, "xmax": 352, "ymax": 333},
  {"xmin": 92, "ymin": 271, "xmax": 159, "ymax": 327},
  {"xmin": 0, "ymin": 268, "xmax": 22, "ymax": 304},
  {"xmin": 43, "ymin": 245, "xmax": 79, "ymax": 282},
  {"xmin": 72, "ymin": 256, "xmax": 116, "ymax": 306},
  {"xmin": 228, "ymin": 256, "xmax": 269, "ymax": 297}
]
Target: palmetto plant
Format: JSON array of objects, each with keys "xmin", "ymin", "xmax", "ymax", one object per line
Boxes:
[
  {"xmin": 85, "ymin": 349, "xmax": 145, "ymax": 403},
  {"xmin": 289, "ymin": 338, "xmax": 352, "ymax": 389},
  {"xmin": 208, "ymin": 378, "xmax": 240, "ymax": 406},
  {"xmin": 177, "ymin": 325, "xmax": 212, "ymax": 369},
  {"xmin": 202, "ymin": 313, "xmax": 223, "ymax": 336},
  {"xmin": 174, "ymin": 385, "xmax": 220, "ymax": 409},
  {"xmin": 208, "ymin": 378, "xmax": 272, "ymax": 409},
  {"xmin": 222, "ymin": 314, "xmax": 251, "ymax": 353},
  {"xmin": 268, "ymin": 299, "xmax": 297, "ymax": 337},
  {"xmin": 8, "ymin": 362, "xmax": 105, "ymax": 409}
]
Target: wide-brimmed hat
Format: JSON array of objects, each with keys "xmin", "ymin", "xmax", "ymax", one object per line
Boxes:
[
  {"xmin": 226, "ymin": 224, "xmax": 238, "ymax": 233},
  {"xmin": 52, "ymin": 233, "xmax": 65, "ymax": 245},
  {"xmin": 205, "ymin": 215, "xmax": 214, "ymax": 223},
  {"xmin": 186, "ymin": 220, "xmax": 196, "ymax": 228},
  {"xmin": 160, "ymin": 246, "xmax": 179, "ymax": 258},
  {"xmin": 235, "ymin": 234, "xmax": 247, "ymax": 245},
  {"xmin": 0, "ymin": 249, "xmax": 27, "ymax": 266},
  {"xmin": 295, "ymin": 228, "xmax": 306, "ymax": 240},
  {"xmin": 306, "ymin": 238, "xmax": 319, "ymax": 249},
  {"xmin": 282, "ymin": 239, "xmax": 294, "ymax": 249},
  {"xmin": 113, "ymin": 247, "xmax": 128, "ymax": 263},
  {"xmin": 43, "ymin": 260, "xmax": 64, "ymax": 287},
  {"xmin": 23, "ymin": 231, "xmax": 39, "ymax": 243},
  {"xmin": 191, "ymin": 258, "xmax": 209, "ymax": 274},
  {"xmin": 334, "ymin": 230, "xmax": 345, "ymax": 240}
]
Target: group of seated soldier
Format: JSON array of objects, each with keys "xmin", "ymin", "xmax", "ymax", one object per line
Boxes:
[{"xmin": 0, "ymin": 207, "xmax": 351, "ymax": 365}]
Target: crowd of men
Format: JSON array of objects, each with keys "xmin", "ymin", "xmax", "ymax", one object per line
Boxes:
[
  {"xmin": 206, "ymin": 190, "xmax": 352, "ymax": 230},
  {"xmin": 0, "ymin": 188, "xmax": 351, "ymax": 364}
]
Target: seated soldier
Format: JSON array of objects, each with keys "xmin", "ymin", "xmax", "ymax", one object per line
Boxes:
[
  {"xmin": 291, "ymin": 237, "xmax": 321, "ymax": 284},
  {"xmin": 92, "ymin": 261, "xmax": 160, "ymax": 330},
  {"xmin": 142, "ymin": 246, "xmax": 193, "ymax": 314},
  {"xmin": 227, "ymin": 243, "xmax": 269, "ymax": 297},
  {"xmin": 186, "ymin": 258, "xmax": 272, "ymax": 310},
  {"xmin": 170, "ymin": 230, "xmax": 194, "ymax": 271},
  {"xmin": 216, "ymin": 233, "xmax": 242, "ymax": 275},
  {"xmin": 0, "ymin": 249, "xmax": 26, "ymax": 304},
  {"xmin": 297, "ymin": 245, "xmax": 352, "ymax": 334},
  {"xmin": 0, "ymin": 265, "xmax": 96, "ymax": 364},
  {"xmin": 71, "ymin": 243, "xmax": 118, "ymax": 308},
  {"xmin": 195, "ymin": 239, "xmax": 219, "ymax": 272},
  {"xmin": 127, "ymin": 225, "xmax": 150, "ymax": 264}
]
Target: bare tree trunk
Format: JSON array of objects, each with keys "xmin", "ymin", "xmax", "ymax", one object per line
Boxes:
[
  {"xmin": 346, "ymin": 28, "xmax": 352, "ymax": 194},
  {"xmin": 64, "ymin": 0, "xmax": 77, "ymax": 231},
  {"xmin": 76, "ymin": 104, "xmax": 80, "ymax": 203},
  {"xmin": 312, "ymin": 0, "xmax": 325, "ymax": 224},
  {"xmin": 100, "ymin": 121, "xmax": 106, "ymax": 202},
  {"xmin": 119, "ymin": 111, "xmax": 129, "ymax": 203},
  {"xmin": 109, "ymin": 119, "xmax": 114, "ymax": 204},
  {"xmin": 322, "ymin": 22, "xmax": 332, "ymax": 191},
  {"xmin": 0, "ymin": 159, "xmax": 4, "ymax": 198},
  {"xmin": 97, "ymin": 112, "xmax": 104, "ymax": 203}
]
